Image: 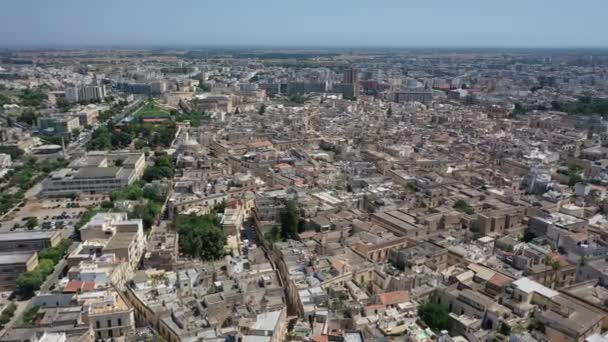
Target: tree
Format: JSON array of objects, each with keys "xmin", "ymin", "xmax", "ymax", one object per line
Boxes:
[
  {"xmin": 418, "ymin": 302, "xmax": 449, "ymax": 331},
  {"xmin": 280, "ymin": 200, "xmax": 300, "ymax": 240},
  {"xmin": 129, "ymin": 202, "xmax": 161, "ymax": 230},
  {"xmin": 521, "ymin": 230, "xmax": 536, "ymax": 243},
  {"xmin": 143, "ymin": 154, "xmax": 175, "ymax": 182},
  {"xmin": 258, "ymin": 104, "xmax": 266, "ymax": 115},
  {"xmin": 16, "ymin": 272, "xmax": 44, "ymax": 295},
  {"xmin": 19, "ymin": 88, "xmax": 45, "ymax": 107},
  {"xmin": 453, "ymin": 200, "xmax": 475, "ymax": 215},
  {"xmin": 386, "ymin": 105, "xmax": 392, "ymax": 117},
  {"xmin": 513, "ymin": 102, "xmax": 527, "ymax": 115},
  {"xmin": 18, "ymin": 110, "xmax": 38, "ymax": 126},
  {"xmin": 26, "ymin": 217, "xmax": 38, "ymax": 229},
  {"xmin": 174, "ymin": 213, "xmax": 226, "ymax": 260}
]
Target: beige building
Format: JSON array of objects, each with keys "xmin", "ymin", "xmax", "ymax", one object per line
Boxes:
[
  {"xmin": 0, "ymin": 230, "xmax": 62, "ymax": 252},
  {"xmin": 79, "ymin": 290, "xmax": 135, "ymax": 340},
  {"xmin": 79, "ymin": 212, "xmax": 146, "ymax": 272},
  {"xmin": 0, "ymin": 252, "xmax": 38, "ymax": 290},
  {"xmin": 242, "ymin": 309, "xmax": 287, "ymax": 342},
  {"xmin": 42, "ymin": 152, "xmax": 146, "ymax": 196}
]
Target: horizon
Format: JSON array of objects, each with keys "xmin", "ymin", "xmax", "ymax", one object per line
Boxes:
[{"xmin": 1, "ymin": 0, "xmax": 607, "ymax": 49}]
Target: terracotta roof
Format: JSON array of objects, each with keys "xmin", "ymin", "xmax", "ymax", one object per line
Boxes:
[
  {"xmin": 378, "ymin": 290, "xmax": 410, "ymax": 306},
  {"xmin": 488, "ymin": 273, "xmax": 513, "ymax": 287},
  {"xmin": 549, "ymin": 252, "xmax": 572, "ymax": 267},
  {"xmin": 63, "ymin": 280, "xmax": 96, "ymax": 293},
  {"xmin": 312, "ymin": 336, "xmax": 328, "ymax": 342},
  {"xmin": 570, "ymin": 232, "xmax": 588, "ymax": 242},
  {"xmin": 331, "ymin": 259, "xmax": 347, "ymax": 273}
]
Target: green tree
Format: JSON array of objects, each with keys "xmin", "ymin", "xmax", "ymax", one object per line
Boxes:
[
  {"xmin": 386, "ymin": 105, "xmax": 392, "ymax": 117},
  {"xmin": 258, "ymin": 104, "xmax": 266, "ymax": 115},
  {"xmin": 20, "ymin": 88, "xmax": 45, "ymax": 107},
  {"xmin": 280, "ymin": 200, "xmax": 300, "ymax": 240},
  {"xmin": 18, "ymin": 110, "xmax": 38, "ymax": 126},
  {"xmin": 143, "ymin": 154, "xmax": 175, "ymax": 182},
  {"xmin": 418, "ymin": 302, "xmax": 449, "ymax": 331},
  {"xmin": 513, "ymin": 102, "xmax": 527, "ymax": 115},
  {"xmin": 521, "ymin": 230, "xmax": 536, "ymax": 243},
  {"xmin": 26, "ymin": 217, "xmax": 38, "ymax": 229},
  {"xmin": 174, "ymin": 213, "xmax": 226, "ymax": 260},
  {"xmin": 129, "ymin": 202, "xmax": 161, "ymax": 230},
  {"xmin": 453, "ymin": 200, "xmax": 475, "ymax": 215},
  {"xmin": 16, "ymin": 271, "xmax": 44, "ymax": 295}
]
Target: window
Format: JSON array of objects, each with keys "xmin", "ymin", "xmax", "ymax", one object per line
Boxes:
[
  {"xmin": 118, "ymin": 318, "xmax": 122, "ymax": 326},
  {"xmin": 96, "ymin": 321, "xmax": 100, "ymax": 329},
  {"xmin": 108, "ymin": 319, "xmax": 112, "ymax": 327},
  {"xmin": 109, "ymin": 329, "xmax": 113, "ymax": 338}
]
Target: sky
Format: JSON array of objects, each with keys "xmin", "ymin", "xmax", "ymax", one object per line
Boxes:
[{"xmin": 0, "ymin": 0, "xmax": 607, "ymax": 48}]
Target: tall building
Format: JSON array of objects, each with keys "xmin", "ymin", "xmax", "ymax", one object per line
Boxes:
[
  {"xmin": 343, "ymin": 67, "xmax": 358, "ymax": 84},
  {"xmin": 65, "ymin": 85, "xmax": 107, "ymax": 103}
]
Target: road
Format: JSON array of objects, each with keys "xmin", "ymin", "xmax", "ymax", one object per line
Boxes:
[{"xmin": 65, "ymin": 98, "xmax": 143, "ymax": 156}]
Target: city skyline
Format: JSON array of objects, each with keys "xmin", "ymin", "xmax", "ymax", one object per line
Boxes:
[{"xmin": 1, "ymin": 0, "xmax": 607, "ymax": 48}]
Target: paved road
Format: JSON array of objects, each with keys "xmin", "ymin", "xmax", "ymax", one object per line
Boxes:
[{"xmin": 65, "ymin": 98, "xmax": 143, "ymax": 156}]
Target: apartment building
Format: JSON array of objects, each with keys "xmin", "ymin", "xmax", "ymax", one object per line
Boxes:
[{"xmin": 79, "ymin": 291, "xmax": 135, "ymax": 340}]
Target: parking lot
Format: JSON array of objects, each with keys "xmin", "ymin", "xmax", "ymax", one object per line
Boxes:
[{"xmin": 0, "ymin": 194, "xmax": 108, "ymax": 237}]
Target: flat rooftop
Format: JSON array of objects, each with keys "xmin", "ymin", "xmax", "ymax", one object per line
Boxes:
[
  {"xmin": 0, "ymin": 231, "xmax": 58, "ymax": 241},
  {"xmin": 0, "ymin": 252, "xmax": 35, "ymax": 264}
]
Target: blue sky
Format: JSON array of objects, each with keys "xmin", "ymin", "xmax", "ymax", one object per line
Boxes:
[{"xmin": 0, "ymin": 0, "xmax": 606, "ymax": 48}]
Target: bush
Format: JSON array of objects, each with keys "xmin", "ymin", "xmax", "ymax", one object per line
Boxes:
[
  {"xmin": 21, "ymin": 305, "xmax": 40, "ymax": 327},
  {"xmin": 418, "ymin": 302, "xmax": 449, "ymax": 331},
  {"xmin": 453, "ymin": 200, "xmax": 475, "ymax": 215}
]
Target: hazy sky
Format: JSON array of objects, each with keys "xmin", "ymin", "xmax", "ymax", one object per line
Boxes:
[{"xmin": 0, "ymin": 0, "xmax": 606, "ymax": 48}]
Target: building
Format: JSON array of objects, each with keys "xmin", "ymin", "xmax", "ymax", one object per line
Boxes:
[
  {"xmin": 79, "ymin": 212, "xmax": 146, "ymax": 271},
  {"xmin": 38, "ymin": 116, "xmax": 80, "ymax": 135},
  {"xmin": 343, "ymin": 68, "xmax": 358, "ymax": 84},
  {"xmin": 42, "ymin": 152, "xmax": 145, "ymax": 196},
  {"xmin": 286, "ymin": 82, "xmax": 328, "ymax": 95},
  {"xmin": 0, "ymin": 231, "xmax": 62, "ymax": 252},
  {"xmin": 80, "ymin": 290, "xmax": 135, "ymax": 340},
  {"xmin": 0, "ymin": 252, "xmax": 38, "ymax": 290},
  {"xmin": 259, "ymin": 83, "xmax": 282, "ymax": 96},
  {"xmin": 143, "ymin": 230, "xmax": 178, "ymax": 271},
  {"xmin": 393, "ymin": 90, "xmax": 433, "ymax": 104},
  {"xmin": 243, "ymin": 309, "xmax": 287, "ymax": 342},
  {"xmin": 65, "ymin": 85, "xmax": 107, "ymax": 103},
  {"xmin": 333, "ymin": 83, "xmax": 357, "ymax": 99},
  {"xmin": 150, "ymin": 81, "xmax": 168, "ymax": 95}
]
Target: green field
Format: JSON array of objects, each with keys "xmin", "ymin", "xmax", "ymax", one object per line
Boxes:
[{"xmin": 134, "ymin": 102, "xmax": 171, "ymax": 118}]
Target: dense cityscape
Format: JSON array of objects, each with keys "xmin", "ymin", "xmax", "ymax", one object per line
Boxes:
[{"xmin": 0, "ymin": 46, "xmax": 607, "ymax": 342}]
